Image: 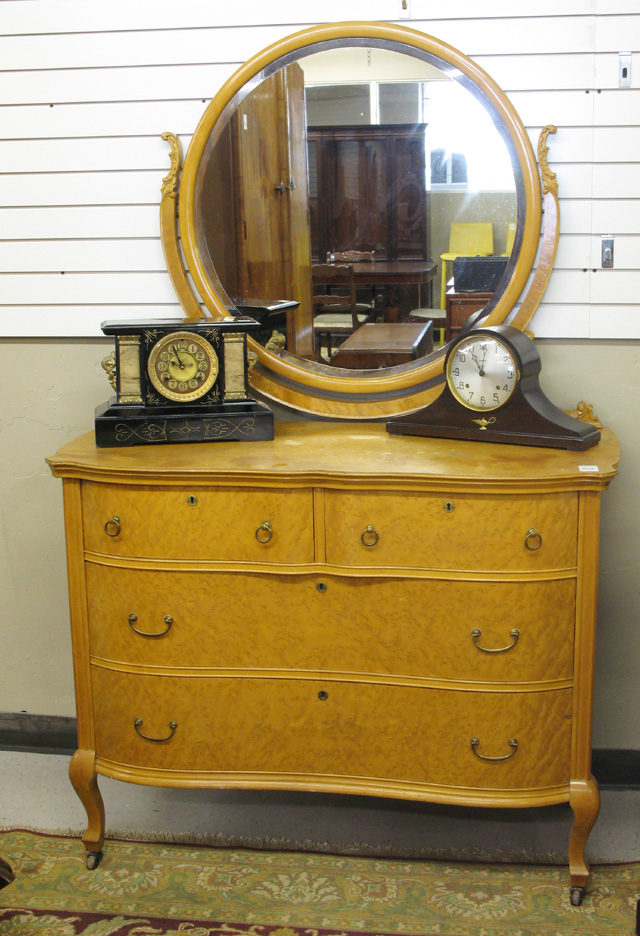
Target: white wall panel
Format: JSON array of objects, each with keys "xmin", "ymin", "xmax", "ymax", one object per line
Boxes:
[
  {"xmin": 541, "ymin": 269, "xmax": 592, "ymax": 303},
  {"xmin": 589, "ymin": 305, "xmax": 640, "ymax": 338},
  {"xmin": 0, "ymin": 306, "xmax": 180, "ymax": 337},
  {"xmin": 0, "ymin": 239, "xmax": 165, "ymax": 273},
  {"xmin": 0, "ymin": 172, "xmax": 166, "ymax": 207},
  {"xmin": 0, "ymin": 272, "xmax": 178, "ymax": 304},
  {"xmin": 526, "ymin": 127, "xmax": 594, "ymax": 163},
  {"xmin": 595, "ymin": 14, "xmax": 640, "ymax": 52},
  {"xmin": 3, "ymin": 101, "xmax": 208, "ymax": 139},
  {"xmin": 478, "ymin": 54, "xmax": 597, "ymax": 92},
  {"xmin": 528, "ymin": 304, "xmax": 592, "ymax": 338},
  {"xmin": 593, "ymin": 127, "xmax": 640, "ymax": 161},
  {"xmin": 1, "ymin": 206, "xmax": 161, "ymax": 239},
  {"xmin": 593, "ymin": 89, "xmax": 640, "ymax": 125},
  {"xmin": 0, "ymin": 136, "xmax": 189, "ymax": 173},
  {"xmin": 592, "ymin": 164, "xmax": 640, "ymax": 200},
  {"xmin": 590, "ymin": 270, "xmax": 640, "ymax": 303},
  {"xmin": 507, "ymin": 90, "xmax": 594, "ymax": 127},
  {"xmin": 591, "ymin": 201, "xmax": 640, "ymax": 234},
  {"xmin": 0, "ymin": 64, "xmax": 235, "ymax": 106},
  {"xmin": 0, "ymin": 0, "xmax": 599, "ymax": 35}
]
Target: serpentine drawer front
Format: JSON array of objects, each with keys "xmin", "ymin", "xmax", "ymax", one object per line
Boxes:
[
  {"xmin": 85, "ymin": 563, "xmax": 575, "ymax": 683},
  {"xmin": 91, "ymin": 667, "xmax": 572, "ymax": 791},
  {"xmin": 47, "ymin": 421, "xmax": 619, "ymax": 899}
]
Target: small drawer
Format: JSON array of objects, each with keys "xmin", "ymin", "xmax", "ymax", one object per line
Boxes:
[
  {"xmin": 324, "ymin": 490, "xmax": 578, "ymax": 572},
  {"xmin": 81, "ymin": 482, "xmax": 314, "ymax": 562},
  {"xmin": 86, "ymin": 564, "xmax": 575, "ymax": 684},
  {"xmin": 92, "ymin": 667, "xmax": 572, "ymax": 791}
]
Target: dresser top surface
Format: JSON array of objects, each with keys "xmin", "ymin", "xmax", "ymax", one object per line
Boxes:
[{"xmin": 47, "ymin": 422, "xmax": 620, "ymax": 492}]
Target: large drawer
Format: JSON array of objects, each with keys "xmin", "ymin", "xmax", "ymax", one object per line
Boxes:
[
  {"xmin": 92, "ymin": 667, "xmax": 572, "ymax": 791},
  {"xmin": 81, "ymin": 482, "xmax": 315, "ymax": 562},
  {"xmin": 85, "ymin": 565, "xmax": 575, "ymax": 683},
  {"xmin": 324, "ymin": 490, "xmax": 578, "ymax": 571}
]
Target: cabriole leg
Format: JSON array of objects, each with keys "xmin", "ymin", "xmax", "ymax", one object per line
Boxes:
[
  {"xmin": 568, "ymin": 776, "xmax": 600, "ymax": 903},
  {"xmin": 69, "ymin": 748, "xmax": 105, "ymax": 869}
]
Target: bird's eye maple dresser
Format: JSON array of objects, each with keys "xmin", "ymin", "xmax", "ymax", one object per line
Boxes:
[{"xmin": 47, "ymin": 420, "xmax": 619, "ymax": 902}]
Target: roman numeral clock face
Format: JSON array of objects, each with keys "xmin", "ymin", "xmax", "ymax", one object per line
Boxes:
[{"xmin": 446, "ymin": 334, "xmax": 519, "ymax": 411}]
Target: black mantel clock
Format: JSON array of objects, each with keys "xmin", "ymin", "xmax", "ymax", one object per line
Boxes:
[
  {"xmin": 95, "ymin": 317, "xmax": 274, "ymax": 447},
  {"xmin": 387, "ymin": 325, "xmax": 601, "ymax": 451}
]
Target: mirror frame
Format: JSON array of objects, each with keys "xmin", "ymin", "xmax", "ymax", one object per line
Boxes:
[{"xmin": 179, "ymin": 21, "xmax": 542, "ymax": 419}]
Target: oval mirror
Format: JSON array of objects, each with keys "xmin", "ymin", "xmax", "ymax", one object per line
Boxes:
[{"xmin": 179, "ymin": 22, "xmax": 542, "ymax": 418}]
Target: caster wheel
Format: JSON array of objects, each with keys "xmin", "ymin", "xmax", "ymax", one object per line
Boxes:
[
  {"xmin": 569, "ymin": 886, "xmax": 585, "ymax": 906},
  {"xmin": 0, "ymin": 857, "xmax": 14, "ymax": 889},
  {"xmin": 85, "ymin": 850, "xmax": 103, "ymax": 870}
]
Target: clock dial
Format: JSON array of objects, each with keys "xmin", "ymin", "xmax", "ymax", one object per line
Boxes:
[
  {"xmin": 446, "ymin": 334, "xmax": 519, "ymax": 411},
  {"xmin": 148, "ymin": 331, "xmax": 219, "ymax": 402}
]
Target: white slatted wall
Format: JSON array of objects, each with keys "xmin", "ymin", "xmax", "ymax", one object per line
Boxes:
[{"xmin": 1, "ymin": 0, "xmax": 638, "ymax": 338}]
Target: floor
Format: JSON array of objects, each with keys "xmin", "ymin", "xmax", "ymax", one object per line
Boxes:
[{"xmin": 1, "ymin": 750, "xmax": 639, "ymax": 864}]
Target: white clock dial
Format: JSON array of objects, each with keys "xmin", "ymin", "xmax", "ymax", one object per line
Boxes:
[{"xmin": 446, "ymin": 335, "xmax": 519, "ymax": 411}]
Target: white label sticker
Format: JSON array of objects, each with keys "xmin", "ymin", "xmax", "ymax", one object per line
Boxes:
[{"xmin": 579, "ymin": 465, "xmax": 598, "ymax": 472}]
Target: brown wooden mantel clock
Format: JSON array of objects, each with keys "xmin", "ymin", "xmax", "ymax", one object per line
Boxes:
[
  {"xmin": 387, "ymin": 325, "xmax": 602, "ymax": 450},
  {"xmin": 47, "ymin": 22, "xmax": 620, "ymax": 909}
]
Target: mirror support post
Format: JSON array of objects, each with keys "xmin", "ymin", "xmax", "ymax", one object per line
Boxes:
[
  {"xmin": 509, "ymin": 126, "xmax": 560, "ymax": 334},
  {"xmin": 160, "ymin": 132, "xmax": 208, "ymax": 321}
]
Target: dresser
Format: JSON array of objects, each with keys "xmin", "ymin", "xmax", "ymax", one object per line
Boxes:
[{"xmin": 47, "ymin": 421, "xmax": 619, "ymax": 903}]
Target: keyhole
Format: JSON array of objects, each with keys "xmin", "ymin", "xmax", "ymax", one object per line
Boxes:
[
  {"xmin": 316, "ymin": 583, "xmax": 328, "ymax": 593},
  {"xmin": 443, "ymin": 501, "xmax": 455, "ymax": 513},
  {"xmin": 186, "ymin": 495, "xmax": 198, "ymax": 506},
  {"xmin": 318, "ymin": 690, "xmax": 329, "ymax": 701}
]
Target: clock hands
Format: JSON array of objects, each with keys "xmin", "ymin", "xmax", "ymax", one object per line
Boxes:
[
  {"xmin": 470, "ymin": 345, "xmax": 488, "ymax": 377},
  {"xmin": 169, "ymin": 344, "xmax": 185, "ymax": 369}
]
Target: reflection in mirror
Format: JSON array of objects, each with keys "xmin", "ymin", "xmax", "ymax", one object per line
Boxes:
[{"xmin": 195, "ymin": 42, "xmax": 520, "ymax": 371}]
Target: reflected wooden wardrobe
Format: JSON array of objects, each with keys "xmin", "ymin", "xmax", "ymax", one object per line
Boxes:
[{"xmin": 200, "ymin": 64, "xmax": 314, "ymax": 357}]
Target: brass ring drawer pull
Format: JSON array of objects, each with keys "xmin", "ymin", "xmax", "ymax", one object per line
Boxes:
[
  {"xmin": 128, "ymin": 613, "xmax": 173, "ymax": 638},
  {"xmin": 471, "ymin": 628, "xmax": 520, "ymax": 653},
  {"xmin": 134, "ymin": 718, "xmax": 178, "ymax": 742},
  {"xmin": 104, "ymin": 516, "xmax": 121, "ymax": 537},
  {"xmin": 525, "ymin": 527, "xmax": 542, "ymax": 551},
  {"xmin": 470, "ymin": 737, "xmax": 518, "ymax": 761},
  {"xmin": 255, "ymin": 521, "xmax": 273, "ymax": 543},
  {"xmin": 361, "ymin": 524, "xmax": 379, "ymax": 547}
]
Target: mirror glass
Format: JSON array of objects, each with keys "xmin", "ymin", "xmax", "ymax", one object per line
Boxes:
[{"xmin": 192, "ymin": 39, "xmax": 522, "ymax": 368}]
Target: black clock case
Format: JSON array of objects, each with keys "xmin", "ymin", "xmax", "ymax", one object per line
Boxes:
[
  {"xmin": 387, "ymin": 325, "xmax": 601, "ymax": 451},
  {"xmin": 95, "ymin": 318, "xmax": 274, "ymax": 448}
]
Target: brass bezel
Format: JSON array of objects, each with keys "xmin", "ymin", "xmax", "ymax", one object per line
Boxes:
[
  {"xmin": 179, "ymin": 22, "xmax": 543, "ymax": 419},
  {"xmin": 446, "ymin": 333, "xmax": 520, "ymax": 412},
  {"xmin": 148, "ymin": 331, "xmax": 219, "ymax": 402}
]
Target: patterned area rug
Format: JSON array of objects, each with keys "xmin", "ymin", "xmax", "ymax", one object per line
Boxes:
[{"xmin": 0, "ymin": 828, "xmax": 638, "ymax": 935}]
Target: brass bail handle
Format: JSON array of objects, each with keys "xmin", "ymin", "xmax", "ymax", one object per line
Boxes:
[
  {"xmin": 134, "ymin": 718, "xmax": 178, "ymax": 743},
  {"xmin": 128, "ymin": 613, "xmax": 173, "ymax": 638},
  {"xmin": 471, "ymin": 628, "xmax": 520, "ymax": 653},
  {"xmin": 104, "ymin": 516, "xmax": 121, "ymax": 537},
  {"xmin": 361, "ymin": 524, "xmax": 379, "ymax": 547},
  {"xmin": 255, "ymin": 520, "xmax": 273, "ymax": 543},
  {"xmin": 470, "ymin": 737, "xmax": 518, "ymax": 761}
]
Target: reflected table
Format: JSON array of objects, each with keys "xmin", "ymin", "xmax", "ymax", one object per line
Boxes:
[
  {"xmin": 316, "ymin": 260, "xmax": 438, "ymax": 320},
  {"xmin": 330, "ymin": 322, "xmax": 433, "ymax": 369}
]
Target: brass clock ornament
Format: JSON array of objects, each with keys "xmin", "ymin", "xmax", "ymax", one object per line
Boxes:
[
  {"xmin": 387, "ymin": 325, "xmax": 601, "ymax": 450},
  {"xmin": 95, "ymin": 317, "xmax": 273, "ymax": 447}
]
